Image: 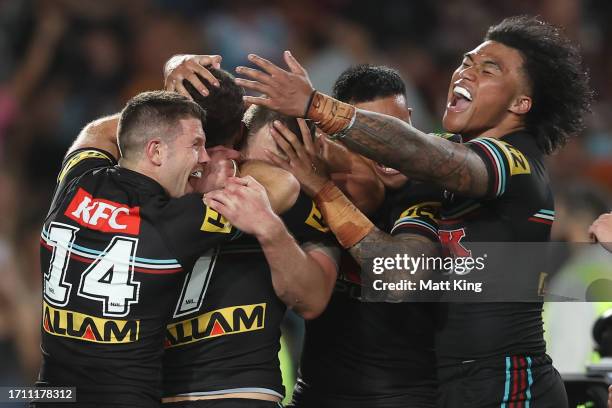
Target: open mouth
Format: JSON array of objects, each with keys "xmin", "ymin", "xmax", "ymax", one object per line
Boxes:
[
  {"xmin": 189, "ymin": 170, "xmax": 203, "ymax": 179},
  {"xmin": 447, "ymin": 85, "xmax": 473, "ymax": 113},
  {"xmin": 375, "ymin": 162, "xmax": 401, "ymax": 176}
]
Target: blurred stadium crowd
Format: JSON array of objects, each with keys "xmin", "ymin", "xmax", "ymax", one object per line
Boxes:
[{"xmin": 0, "ymin": 0, "xmax": 610, "ymax": 392}]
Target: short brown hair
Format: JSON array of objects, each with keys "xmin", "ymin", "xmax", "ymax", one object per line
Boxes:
[{"xmin": 117, "ymin": 91, "xmax": 206, "ymax": 159}]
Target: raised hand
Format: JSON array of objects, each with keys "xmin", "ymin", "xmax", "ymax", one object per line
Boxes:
[
  {"xmin": 235, "ymin": 51, "xmax": 314, "ymax": 117},
  {"xmin": 264, "ymin": 118, "xmax": 329, "ymax": 197},
  {"xmin": 164, "ymin": 54, "xmax": 222, "ymax": 99}
]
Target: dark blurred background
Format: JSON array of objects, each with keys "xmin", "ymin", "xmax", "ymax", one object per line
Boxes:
[{"xmin": 0, "ymin": 0, "xmax": 610, "ymax": 402}]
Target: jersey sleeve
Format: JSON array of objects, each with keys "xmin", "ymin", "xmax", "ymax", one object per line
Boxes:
[
  {"xmin": 389, "ymin": 182, "xmax": 441, "ymax": 242},
  {"xmin": 57, "ymin": 148, "xmax": 117, "ymax": 186},
  {"xmin": 157, "ymin": 193, "xmax": 240, "ymax": 265},
  {"xmin": 466, "ymin": 137, "xmax": 532, "ymax": 199},
  {"xmin": 280, "ymin": 191, "xmax": 331, "ymax": 243}
]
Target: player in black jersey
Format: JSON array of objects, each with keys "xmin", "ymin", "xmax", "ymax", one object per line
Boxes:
[
  {"xmin": 72, "ymin": 59, "xmax": 342, "ymax": 406},
  {"xmin": 34, "ymin": 91, "xmax": 279, "ymax": 407},
  {"xmin": 235, "ymin": 15, "xmax": 593, "ymax": 408},
  {"xmin": 266, "ymin": 65, "xmax": 441, "ymax": 408},
  {"xmin": 161, "ymin": 108, "xmax": 340, "ymax": 407}
]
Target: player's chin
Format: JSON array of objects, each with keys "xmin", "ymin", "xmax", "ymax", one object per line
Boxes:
[{"xmin": 442, "ymin": 110, "xmax": 468, "ymax": 134}]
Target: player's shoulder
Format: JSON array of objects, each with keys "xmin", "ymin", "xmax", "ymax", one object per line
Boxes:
[{"xmin": 58, "ymin": 147, "xmax": 117, "ymax": 184}]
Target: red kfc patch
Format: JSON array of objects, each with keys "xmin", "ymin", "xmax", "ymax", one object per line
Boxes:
[{"xmin": 65, "ymin": 188, "xmax": 140, "ymax": 235}]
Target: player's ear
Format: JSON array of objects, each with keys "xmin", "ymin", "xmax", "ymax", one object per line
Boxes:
[
  {"xmin": 509, "ymin": 95, "xmax": 531, "ymax": 115},
  {"xmin": 146, "ymin": 139, "xmax": 163, "ymax": 166}
]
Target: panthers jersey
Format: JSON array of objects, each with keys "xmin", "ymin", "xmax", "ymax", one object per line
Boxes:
[
  {"xmin": 292, "ymin": 180, "xmax": 443, "ymax": 408},
  {"xmin": 436, "ymin": 131, "xmax": 554, "ymax": 365},
  {"xmin": 162, "ymin": 191, "xmax": 337, "ymax": 400},
  {"xmin": 37, "ymin": 149, "xmax": 238, "ymax": 407}
]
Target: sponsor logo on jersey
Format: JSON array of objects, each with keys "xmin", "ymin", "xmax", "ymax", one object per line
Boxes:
[
  {"xmin": 201, "ymin": 207, "xmax": 232, "ymax": 234},
  {"xmin": 65, "ymin": 188, "xmax": 141, "ymax": 235},
  {"xmin": 398, "ymin": 201, "xmax": 440, "ymax": 222},
  {"xmin": 165, "ymin": 303, "xmax": 266, "ymax": 348},
  {"xmin": 305, "ymin": 202, "xmax": 329, "ymax": 233},
  {"xmin": 42, "ymin": 301, "xmax": 139, "ymax": 343},
  {"xmin": 57, "ymin": 150, "xmax": 113, "ymax": 183}
]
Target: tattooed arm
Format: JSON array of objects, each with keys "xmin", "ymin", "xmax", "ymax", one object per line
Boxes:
[
  {"xmin": 341, "ymin": 110, "xmax": 489, "ymax": 197},
  {"xmin": 235, "ymin": 52, "xmax": 490, "ymax": 198}
]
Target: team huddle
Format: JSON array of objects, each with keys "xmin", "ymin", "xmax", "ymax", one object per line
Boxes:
[{"xmin": 35, "ymin": 16, "xmax": 599, "ymax": 408}]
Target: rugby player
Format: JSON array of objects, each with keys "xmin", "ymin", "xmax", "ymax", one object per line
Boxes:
[
  {"xmin": 235, "ymin": 15, "xmax": 593, "ymax": 407},
  {"xmin": 159, "ymin": 57, "xmax": 342, "ymax": 406},
  {"xmin": 161, "ymin": 108, "xmax": 341, "ymax": 408},
  {"xmin": 35, "ymin": 91, "xmax": 268, "ymax": 407},
  {"xmin": 272, "ymin": 65, "xmax": 443, "ymax": 408}
]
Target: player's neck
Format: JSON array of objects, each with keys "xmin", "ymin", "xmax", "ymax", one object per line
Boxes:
[
  {"xmin": 467, "ymin": 120, "xmax": 525, "ymax": 141},
  {"xmin": 119, "ymin": 159, "xmax": 165, "ymax": 188}
]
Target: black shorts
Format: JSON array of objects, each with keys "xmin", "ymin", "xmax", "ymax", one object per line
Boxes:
[
  {"xmin": 288, "ymin": 380, "xmax": 436, "ymax": 408},
  {"xmin": 163, "ymin": 399, "xmax": 282, "ymax": 408},
  {"xmin": 437, "ymin": 354, "xmax": 568, "ymax": 408}
]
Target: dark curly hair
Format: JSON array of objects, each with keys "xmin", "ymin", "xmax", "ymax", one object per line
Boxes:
[
  {"xmin": 183, "ymin": 68, "xmax": 245, "ymax": 147},
  {"xmin": 332, "ymin": 64, "xmax": 407, "ymax": 104},
  {"xmin": 485, "ymin": 16, "xmax": 593, "ymax": 154}
]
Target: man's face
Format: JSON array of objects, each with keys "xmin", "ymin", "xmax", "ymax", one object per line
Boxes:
[
  {"xmin": 442, "ymin": 40, "xmax": 529, "ymax": 138},
  {"xmin": 161, "ymin": 117, "xmax": 210, "ymax": 198},
  {"xmin": 355, "ymin": 95, "xmax": 411, "ymax": 189}
]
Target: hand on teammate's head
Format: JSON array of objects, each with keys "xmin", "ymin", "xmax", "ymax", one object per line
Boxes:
[
  {"xmin": 164, "ymin": 54, "xmax": 222, "ymax": 99},
  {"xmin": 204, "ymin": 176, "xmax": 280, "ymax": 238},
  {"xmin": 264, "ymin": 118, "xmax": 329, "ymax": 197},
  {"xmin": 235, "ymin": 51, "xmax": 314, "ymax": 118}
]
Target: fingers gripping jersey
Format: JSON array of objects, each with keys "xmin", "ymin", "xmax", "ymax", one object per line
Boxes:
[
  {"xmin": 162, "ymin": 191, "xmax": 335, "ymax": 400},
  {"xmin": 436, "ymin": 131, "xmax": 554, "ymax": 365},
  {"xmin": 37, "ymin": 149, "xmax": 238, "ymax": 407}
]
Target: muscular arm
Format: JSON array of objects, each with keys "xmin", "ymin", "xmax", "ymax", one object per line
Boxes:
[
  {"xmin": 258, "ymin": 223, "xmax": 337, "ymax": 319},
  {"xmin": 340, "ymin": 110, "xmax": 489, "ymax": 197},
  {"xmin": 240, "ymin": 160, "xmax": 300, "ymax": 214},
  {"xmin": 234, "ymin": 53, "xmax": 491, "ymax": 198},
  {"xmin": 67, "ymin": 113, "xmax": 120, "ymax": 159},
  {"xmin": 204, "ymin": 176, "xmax": 337, "ymax": 319}
]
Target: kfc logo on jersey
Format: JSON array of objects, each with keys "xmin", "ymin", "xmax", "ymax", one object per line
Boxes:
[{"xmin": 65, "ymin": 188, "xmax": 141, "ymax": 235}]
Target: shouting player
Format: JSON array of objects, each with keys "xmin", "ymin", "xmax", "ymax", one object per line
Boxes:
[{"xmin": 235, "ymin": 15, "xmax": 593, "ymax": 408}]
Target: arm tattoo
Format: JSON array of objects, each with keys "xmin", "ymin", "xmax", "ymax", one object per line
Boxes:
[
  {"xmin": 341, "ymin": 110, "xmax": 489, "ymax": 197},
  {"xmin": 349, "ymin": 227, "xmax": 440, "ymax": 301}
]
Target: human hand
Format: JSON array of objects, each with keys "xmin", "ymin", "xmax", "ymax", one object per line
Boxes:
[
  {"xmin": 235, "ymin": 51, "xmax": 314, "ymax": 117},
  {"xmin": 204, "ymin": 176, "xmax": 281, "ymax": 238},
  {"xmin": 164, "ymin": 54, "xmax": 222, "ymax": 98},
  {"xmin": 265, "ymin": 118, "xmax": 329, "ymax": 197}
]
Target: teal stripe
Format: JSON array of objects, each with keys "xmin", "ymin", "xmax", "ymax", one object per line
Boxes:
[
  {"xmin": 539, "ymin": 209, "xmax": 555, "ymax": 215},
  {"xmin": 525, "ymin": 357, "xmax": 533, "ymax": 408},
  {"xmin": 501, "ymin": 356, "xmax": 511, "ymax": 408},
  {"xmin": 394, "ymin": 218, "xmax": 437, "ymax": 235},
  {"xmin": 480, "ymin": 139, "xmax": 507, "ymax": 196},
  {"xmin": 42, "ymin": 229, "xmax": 179, "ymax": 264}
]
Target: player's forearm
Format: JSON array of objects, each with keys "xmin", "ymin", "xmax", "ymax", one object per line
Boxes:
[
  {"xmin": 256, "ymin": 220, "xmax": 334, "ymax": 319},
  {"xmin": 338, "ymin": 109, "xmax": 489, "ymax": 197},
  {"xmin": 67, "ymin": 113, "xmax": 121, "ymax": 159}
]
